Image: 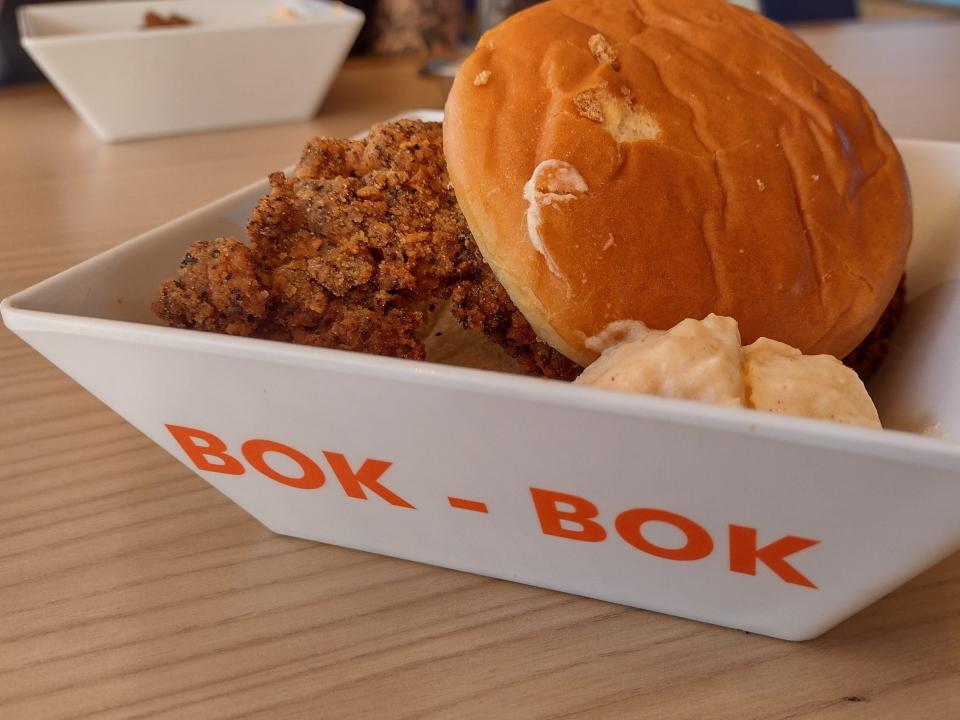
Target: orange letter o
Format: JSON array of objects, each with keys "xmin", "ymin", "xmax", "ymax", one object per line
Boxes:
[
  {"xmin": 241, "ymin": 439, "xmax": 326, "ymax": 489},
  {"xmin": 615, "ymin": 508, "xmax": 713, "ymax": 561}
]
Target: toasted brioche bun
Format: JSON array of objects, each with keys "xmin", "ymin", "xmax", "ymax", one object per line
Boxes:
[{"xmin": 443, "ymin": 0, "xmax": 911, "ymax": 366}]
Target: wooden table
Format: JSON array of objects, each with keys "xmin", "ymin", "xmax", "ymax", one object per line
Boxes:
[{"xmin": 2, "ymin": 25, "xmax": 959, "ymax": 719}]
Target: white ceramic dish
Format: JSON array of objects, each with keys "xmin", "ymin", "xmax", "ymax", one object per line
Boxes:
[
  {"xmin": 18, "ymin": 0, "xmax": 364, "ymax": 142},
  {"xmin": 3, "ymin": 110, "xmax": 960, "ymax": 640}
]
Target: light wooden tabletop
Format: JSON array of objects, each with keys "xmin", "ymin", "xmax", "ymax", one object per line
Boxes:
[{"xmin": 3, "ymin": 23, "xmax": 960, "ymax": 720}]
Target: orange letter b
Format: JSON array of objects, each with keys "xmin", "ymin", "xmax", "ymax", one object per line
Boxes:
[
  {"xmin": 165, "ymin": 424, "xmax": 245, "ymax": 475},
  {"xmin": 530, "ymin": 488, "xmax": 607, "ymax": 542}
]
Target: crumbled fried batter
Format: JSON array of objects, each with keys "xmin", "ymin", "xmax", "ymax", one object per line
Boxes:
[
  {"xmin": 474, "ymin": 70, "xmax": 492, "ymax": 87},
  {"xmin": 844, "ymin": 277, "xmax": 905, "ymax": 379},
  {"xmin": 448, "ymin": 239, "xmax": 583, "ymax": 379},
  {"xmin": 154, "ymin": 238, "xmax": 267, "ymax": 336},
  {"xmin": 153, "ymin": 120, "xmax": 579, "ymax": 378},
  {"xmin": 142, "ymin": 10, "xmax": 192, "ymax": 28},
  {"xmin": 588, "ymin": 33, "xmax": 618, "ymax": 69},
  {"xmin": 574, "ymin": 88, "xmax": 606, "ymax": 123}
]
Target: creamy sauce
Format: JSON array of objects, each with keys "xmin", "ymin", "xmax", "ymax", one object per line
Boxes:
[{"xmin": 522, "ymin": 160, "xmax": 587, "ymax": 281}]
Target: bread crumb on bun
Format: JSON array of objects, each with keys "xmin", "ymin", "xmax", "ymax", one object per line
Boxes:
[{"xmin": 443, "ymin": 0, "xmax": 911, "ymax": 366}]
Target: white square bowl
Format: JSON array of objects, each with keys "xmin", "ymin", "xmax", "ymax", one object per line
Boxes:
[
  {"xmin": 3, "ymin": 110, "xmax": 960, "ymax": 641},
  {"xmin": 18, "ymin": 0, "xmax": 364, "ymax": 141}
]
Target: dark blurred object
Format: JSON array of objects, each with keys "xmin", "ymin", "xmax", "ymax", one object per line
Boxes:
[
  {"xmin": 476, "ymin": 0, "xmax": 541, "ymax": 33},
  {"xmin": 760, "ymin": 0, "xmax": 859, "ymax": 22},
  {"xmin": 1, "ymin": 0, "xmax": 63, "ymax": 85},
  {"xmin": 418, "ymin": 0, "xmax": 544, "ymax": 95},
  {"xmin": 342, "ymin": 0, "xmax": 374, "ymax": 53},
  {"xmin": 357, "ymin": 0, "xmax": 463, "ymax": 55}
]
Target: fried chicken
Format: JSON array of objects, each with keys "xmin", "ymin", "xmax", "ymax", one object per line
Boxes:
[
  {"xmin": 843, "ymin": 276, "xmax": 906, "ymax": 379},
  {"xmin": 154, "ymin": 119, "xmax": 900, "ymax": 381},
  {"xmin": 153, "ymin": 120, "xmax": 580, "ymax": 379}
]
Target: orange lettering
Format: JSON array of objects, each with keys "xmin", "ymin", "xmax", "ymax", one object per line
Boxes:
[
  {"xmin": 615, "ymin": 508, "xmax": 713, "ymax": 560},
  {"xmin": 241, "ymin": 439, "xmax": 325, "ymax": 489},
  {"xmin": 729, "ymin": 525, "xmax": 819, "ymax": 588},
  {"xmin": 323, "ymin": 452, "xmax": 412, "ymax": 508},
  {"xmin": 165, "ymin": 424, "xmax": 244, "ymax": 475},
  {"xmin": 530, "ymin": 488, "xmax": 607, "ymax": 542}
]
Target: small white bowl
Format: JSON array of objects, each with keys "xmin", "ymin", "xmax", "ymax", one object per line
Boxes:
[{"xmin": 18, "ymin": 0, "xmax": 364, "ymax": 142}]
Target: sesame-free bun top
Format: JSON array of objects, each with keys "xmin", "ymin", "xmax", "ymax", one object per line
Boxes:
[{"xmin": 443, "ymin": 0, "xmax": 911, "ymax": 366}]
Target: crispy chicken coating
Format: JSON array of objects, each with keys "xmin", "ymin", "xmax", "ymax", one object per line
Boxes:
[
  {"xmin": 843, "ymin": 276, "xmax": 905, "ymax": 379},
  {"xmin": 153, "ymin": 237, "xmax": 267, "ymax": 336},
  {"xmin": 153, "ymin": 120, "xmax": 580, "ymax": 378}
]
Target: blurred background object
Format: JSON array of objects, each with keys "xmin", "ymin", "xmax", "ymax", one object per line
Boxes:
[
  {"xmin": 3, "ymin": 0, "xmax": 959, "ymax": 87},
  {"xmin": 760, "ymin": 0, "xmax": 858, "ymax": 21},
  {"xmin": 356, "ymin": 0, "xmax": 462, "ymax": 55},
  {"xmin": 475, "ymin": 0, "xmax": 539, "ymax": 33},
  {"xmin": 1, "ymin": 0, "xmax": 60, "ymax": 84},
  {"xmin": 731, "ymin": 0, "xmax": 960, "ymax": 19},
  {"xmin": 860, "ymin": 0, "xmax": 960, "ymax": 18}
]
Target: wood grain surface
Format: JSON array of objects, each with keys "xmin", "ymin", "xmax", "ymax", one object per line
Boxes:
[{"xmin": 2, "ymin": 37, "xmax": 959, "ymax": 720}]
